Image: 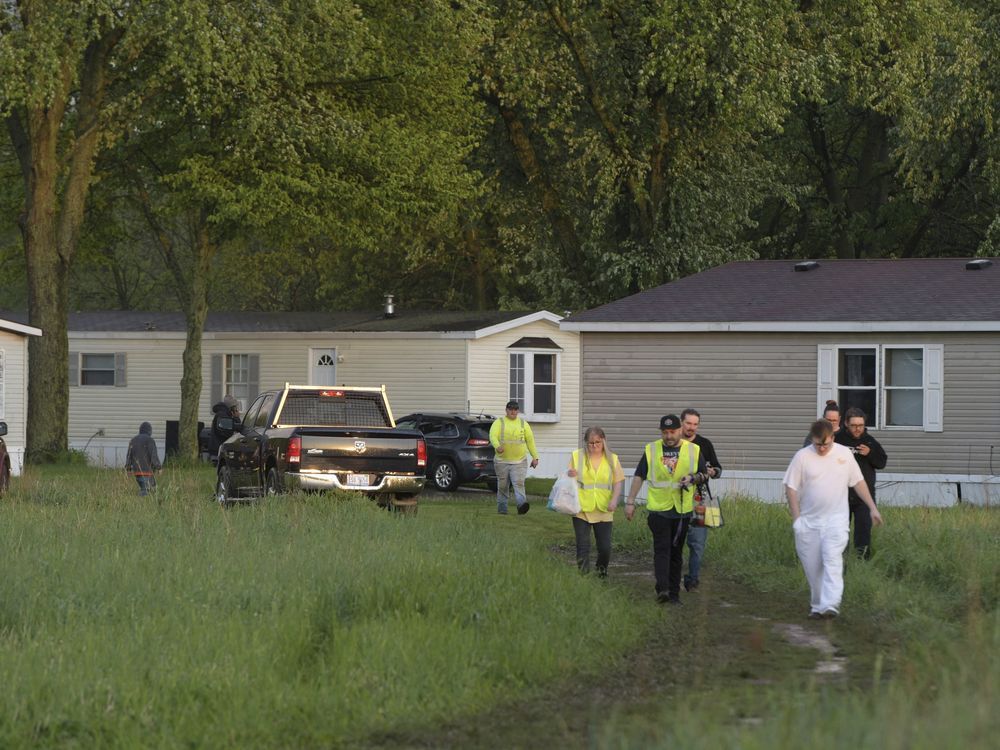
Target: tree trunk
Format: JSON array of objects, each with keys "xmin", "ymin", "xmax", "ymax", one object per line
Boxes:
[
  {"xmin": 177, "ymin": 217, "xmax": 216, "ymax": 461},
  {"xmin": 13, "ymin": 91, "xmax": 72, "ymax": 461},
  {"xmin": 9, "ymin": 28, "xmax": 120, "ymax": 462},
  {"xmin": 497, "ymin": 103, "xmax": 585, "ymax": 278}
]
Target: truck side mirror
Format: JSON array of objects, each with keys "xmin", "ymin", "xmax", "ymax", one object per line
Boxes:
[{"xmin": 217, "ymin": 417, "xmax": 241, "ymax": 434}]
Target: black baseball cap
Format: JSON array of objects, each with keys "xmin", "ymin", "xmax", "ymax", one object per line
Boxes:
[
  {"xmin": 659, "ymin": 414, "xmax": 681, "ymax": 430},
  {"xmin": 506, "ymin": 400, "xmax": 520, "ymax": 410}
]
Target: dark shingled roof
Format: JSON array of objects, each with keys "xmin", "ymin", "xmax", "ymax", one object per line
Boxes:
[
  {"xmin": 0, "ymin": 310, "xmax": 531, "ymax": 333},
  {"xmin": 566, "ymin": 258, "xmax": 1000, "ymax": 323}
]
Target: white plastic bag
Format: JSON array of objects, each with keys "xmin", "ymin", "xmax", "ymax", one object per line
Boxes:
[{"xmin": 547, "ymin": 472, "xmax": 580, "ymax": 515}]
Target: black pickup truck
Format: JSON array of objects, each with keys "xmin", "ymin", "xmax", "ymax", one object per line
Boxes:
[{"xmin": 214, "ymin": 384, "xmax": 426, "ymax": 511}]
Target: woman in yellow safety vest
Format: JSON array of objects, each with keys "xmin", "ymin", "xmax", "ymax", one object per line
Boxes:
[{"xmin": 566, "ymin": 426, "xmax": 625, "ymax": 577}]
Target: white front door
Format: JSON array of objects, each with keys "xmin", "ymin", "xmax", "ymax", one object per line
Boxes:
[{"xmin": 310, "ymin": 348, "xmax": 338, "ymax": 386}]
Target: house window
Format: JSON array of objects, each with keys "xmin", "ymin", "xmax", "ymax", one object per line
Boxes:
[
  {"xmin": 820, "ymin": 344, "xmax": 942, "ymax": 431},
  {"xmin": 507, "ymin": 338, "xmax": 561, "ymax": 422},
  {"xmin": 210, "ymin": 353, "xmax": 259, "ymax": 412},
  {"xmin": 71, "ymin": 352, "xmax": 126, "ymax": 387},
  {"xmin": 226, "ymin": 354, "xmax": 251, "ymax": 411}
]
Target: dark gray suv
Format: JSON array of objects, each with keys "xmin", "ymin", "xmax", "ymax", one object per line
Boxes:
[{"xmin": 395, "ymin": 413, "xmax": 497, "ymax": 492}]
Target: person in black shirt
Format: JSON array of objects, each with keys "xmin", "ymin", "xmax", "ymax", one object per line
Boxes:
[
  {"xmin": 834, "ymin": 407, "xmax": 887, "ymax": 559},
  {"xmin": 680, "ymin": 408, "xmax": 723, "ymax": 591}
]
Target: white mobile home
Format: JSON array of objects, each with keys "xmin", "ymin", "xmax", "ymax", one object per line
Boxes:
[
  {"xmin": 0, "ymin": 317, "xmax": 43, "ymax": 475},
  {"xmin": 562, "ymin": 258, "xmax": 1000, "ymax": 507},
  {"xmin": 3, "ymin": 309, "xmax": 580, "ymax": 475}
]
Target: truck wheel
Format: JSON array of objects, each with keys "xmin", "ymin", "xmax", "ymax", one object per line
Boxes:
[
  {"xmin": 265, "ymin": 467, "xmax": 283, "ymax": 496},
  {"xmin": 216, "ymin": 465, "xmax": 234, "ymax": 507},
  {"xmin": 431, "ymin": 459, "xmax": 459, "ymax": 492}
]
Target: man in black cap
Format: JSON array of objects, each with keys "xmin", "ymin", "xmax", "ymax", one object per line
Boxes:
[
  {"xmin": 624, "ymin": 414, "xmax": 708, "ymax": 604},
  {"xmin": 489, "ymin": 399, "xmax": 539, "ymax": 514}
]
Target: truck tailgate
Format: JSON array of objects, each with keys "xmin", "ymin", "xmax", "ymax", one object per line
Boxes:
[{"xmin": 296, "ymin": 428, "xmax": 422, "ymax": 474}]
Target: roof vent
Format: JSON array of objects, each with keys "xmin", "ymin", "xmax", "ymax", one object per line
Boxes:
[
  {"xmin": 965, "ymin": 259, "xmax": 993, "ymax": 271},
  {"xmin": 793, "ymin": 261, "xmax": 820, "ymax": 272},
  {"xmin": 383, "ymin": 293, "xmax": 396, "ymax": 318}
]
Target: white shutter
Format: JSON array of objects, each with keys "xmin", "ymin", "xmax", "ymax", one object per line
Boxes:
[
  {"xmin": 114, "ymin": 352, "xmax": 127, "ymax": 387},
  {"xmin": 211, "ymin": 355, "xmax": 223, "ymax": 405},
  {"xmin": 248, "ymin": 354, "xmax": 260, "ymax": 400},
  {"xmin": 817, "ymin": 345, "xmax": 835, "ymax": 415},
  {"xmin": 923, "ymin": 344, "xmax": 944, "ymax": 432},
  {"xmin": 69, "ymin": 351, "xmax": 79, "ymax": 387}
]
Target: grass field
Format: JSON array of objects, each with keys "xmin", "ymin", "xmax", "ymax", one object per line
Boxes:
[{"xmin": 1, "ymin": 466, "xmax": 997, "ymax": 748}]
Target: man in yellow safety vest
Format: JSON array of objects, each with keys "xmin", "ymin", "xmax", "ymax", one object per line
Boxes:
[
  {"xmin": 489, "ymin": 400, "xmax": 539, "ymax": 515},
  {"xmin": 625, "ymin": 414, "xmax": 709, "ymax": 604}
]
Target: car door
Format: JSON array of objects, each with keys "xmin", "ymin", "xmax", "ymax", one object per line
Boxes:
[
  {"xmin": 236, "ymin": 394, "xmax": 276, "ymax": 492},
  {"xmin": 230, "ymin": 394, "xmax": 265, "ymax": 488}
]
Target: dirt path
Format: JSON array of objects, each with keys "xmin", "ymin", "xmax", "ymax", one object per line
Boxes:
[{"xmin": 364, "ymin": 551, "xmax": 889, "ymax": 749}]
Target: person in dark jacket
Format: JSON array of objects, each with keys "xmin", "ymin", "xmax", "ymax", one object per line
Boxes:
[
  {"xmin": 126, "ymin": 422, "xmax": 162, "ymax": 496},
  {"xmin": 679, "ymin": 408, "xmax": 723, "ymax": 592},
  {"xmin": 834, "ymin": 407, "xmax": 887, "ymax": 559},
  {"xmin": 211, "ymin": 395, "xmax": 241, "ymax": 446}
]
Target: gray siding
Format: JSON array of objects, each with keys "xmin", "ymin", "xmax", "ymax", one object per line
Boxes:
[{"xmin": 581, "ymin": 332, "xmax": 1000, "ymax": 476}]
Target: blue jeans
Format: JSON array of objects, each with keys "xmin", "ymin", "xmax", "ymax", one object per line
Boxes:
[
  {"xmin": 135, "ymin": 475, "xmax": 156, "ymax": 496},
  {"xmin": 685, "ymin": 525, "xmax": 707, "ymax": 586},
  {"xmin": 495, "ymin": 460, "xmax": 527, "ymax": 513}
]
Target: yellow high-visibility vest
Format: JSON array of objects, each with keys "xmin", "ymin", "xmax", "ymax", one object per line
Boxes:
[
  {"xmin": 644, "ymin": 439, "xmax": 700, "ymax": 513},
  {"xmin": 571, "ymin": 449, "xmax": 619, "ymax": 513}
]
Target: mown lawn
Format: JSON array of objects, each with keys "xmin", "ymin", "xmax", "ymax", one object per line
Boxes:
[{"xmin": 1, "ymin": 465, "xmax": 997, "ymax": 749}]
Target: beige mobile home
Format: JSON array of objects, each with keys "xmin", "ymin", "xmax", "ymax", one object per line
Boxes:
[
  {"xmin": 561, "ymin": 258, "xmax": 1000, "ymax": 507},
  {"xmin": 0, "ymin": 317, "xmax": 42, "ymax": 475},
  {"xmin": 4, "ymin": 309, "xmax": 579, "ymax": 474}
]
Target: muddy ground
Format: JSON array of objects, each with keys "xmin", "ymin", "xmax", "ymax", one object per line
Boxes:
[{"xmin": 364, "ymin": 547, "xmax": 896, "ymax": 749}]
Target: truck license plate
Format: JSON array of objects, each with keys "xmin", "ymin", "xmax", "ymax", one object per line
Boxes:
[{"xmin": 346, "ymin": 473, "xmax": 369, "ymax": 487}]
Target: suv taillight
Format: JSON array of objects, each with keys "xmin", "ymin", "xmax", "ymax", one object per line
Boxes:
[
  {"xmin": 288, "ymin": 436, "xmax": 301, "ymax": 464},
  {"xmin": 417, "ymin": 438, "xmax": 427, "ymax": 468},
  {"xmin": 466, "ymin": 438, "xmax": 490, "ymax": 446}
]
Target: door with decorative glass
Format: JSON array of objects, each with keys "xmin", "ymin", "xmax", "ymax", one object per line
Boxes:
[{"xmin": 310, "ymin": 348, "xmax": 338, "ymax": 386}]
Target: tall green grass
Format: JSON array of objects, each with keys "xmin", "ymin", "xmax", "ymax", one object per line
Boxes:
[
  {"xmin": 601, "ymin": 496, "xmax": 1000, "ymax": 749},
  {"xmin": 0, "ymin": 467, "xmax": 654, "ymax": 748}
]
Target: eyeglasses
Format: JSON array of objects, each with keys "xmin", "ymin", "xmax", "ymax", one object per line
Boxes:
[{"xmin": 586, "ymin": 440, "xmax": 603, "ymax": 446}]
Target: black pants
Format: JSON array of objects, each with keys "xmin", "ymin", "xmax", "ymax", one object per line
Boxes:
[
  {"xmin": 572, "ymin": 517, "xmax": 612, "ymax": 575},
  {"xmin": 647, "ymin": 513, "xmax": 689, "ymax": 597},
  {"xmin": 849, "ymin": 496, "xmax": 874, "ymax": 558}
]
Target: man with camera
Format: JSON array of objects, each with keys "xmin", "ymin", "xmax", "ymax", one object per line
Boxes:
[
  {"xmin": 834, "ymin": 407, "xmax": 887, "ymax": 559},
  {"xmin": 624, "ymin": 414, "xmax": 708, "ymax": 605},
  {"xmin": 679, "ymin": 408, "xmax": 723, "ymax": 592}
]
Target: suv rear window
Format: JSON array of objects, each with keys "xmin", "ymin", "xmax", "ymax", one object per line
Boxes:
[
  {"xmin": 278, "ymin": 391, "xmax": 391, "ymax": 427},
  {"xmin": 470, "ymin": 424, "xmax": 492, "ymax": 441}
]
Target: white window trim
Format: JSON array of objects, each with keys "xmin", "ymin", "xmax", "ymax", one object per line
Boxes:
[
  {"xmin": 508, "ymin": 348, "xmax": 561, "ymax": 423},
  {"xmin": 817, "ymin": 344, "xmax": 943, "ymax": 432},
  {"xmin": 75, "ymin": 352, "xmax": 126, "ymax": 387}
]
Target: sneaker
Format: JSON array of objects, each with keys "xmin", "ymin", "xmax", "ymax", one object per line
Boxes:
[
  {"xmin": 808, "ymin": 611, "xmax": 823, "ymax": 620},
  {"xmin": 821, "ymin": 610, "xmax": 839, "ymax": 619},
  {"xmin": 667, "ymin": 595, "xmax": 682, "ymax": 605},
  {"xmin": 497, "ymin": 509, "xmax": 508, "ymax": 515},
  {"xmin": 517, "ymin": 502, "xmax": 530, "ymax": 515},
  {"xmin": 656, "ymin": 591, "xmax": 670, "ymax": 604},
  {"xmin": 685, "ymin": 579, "xmax": 699, "ymax": 592}
]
